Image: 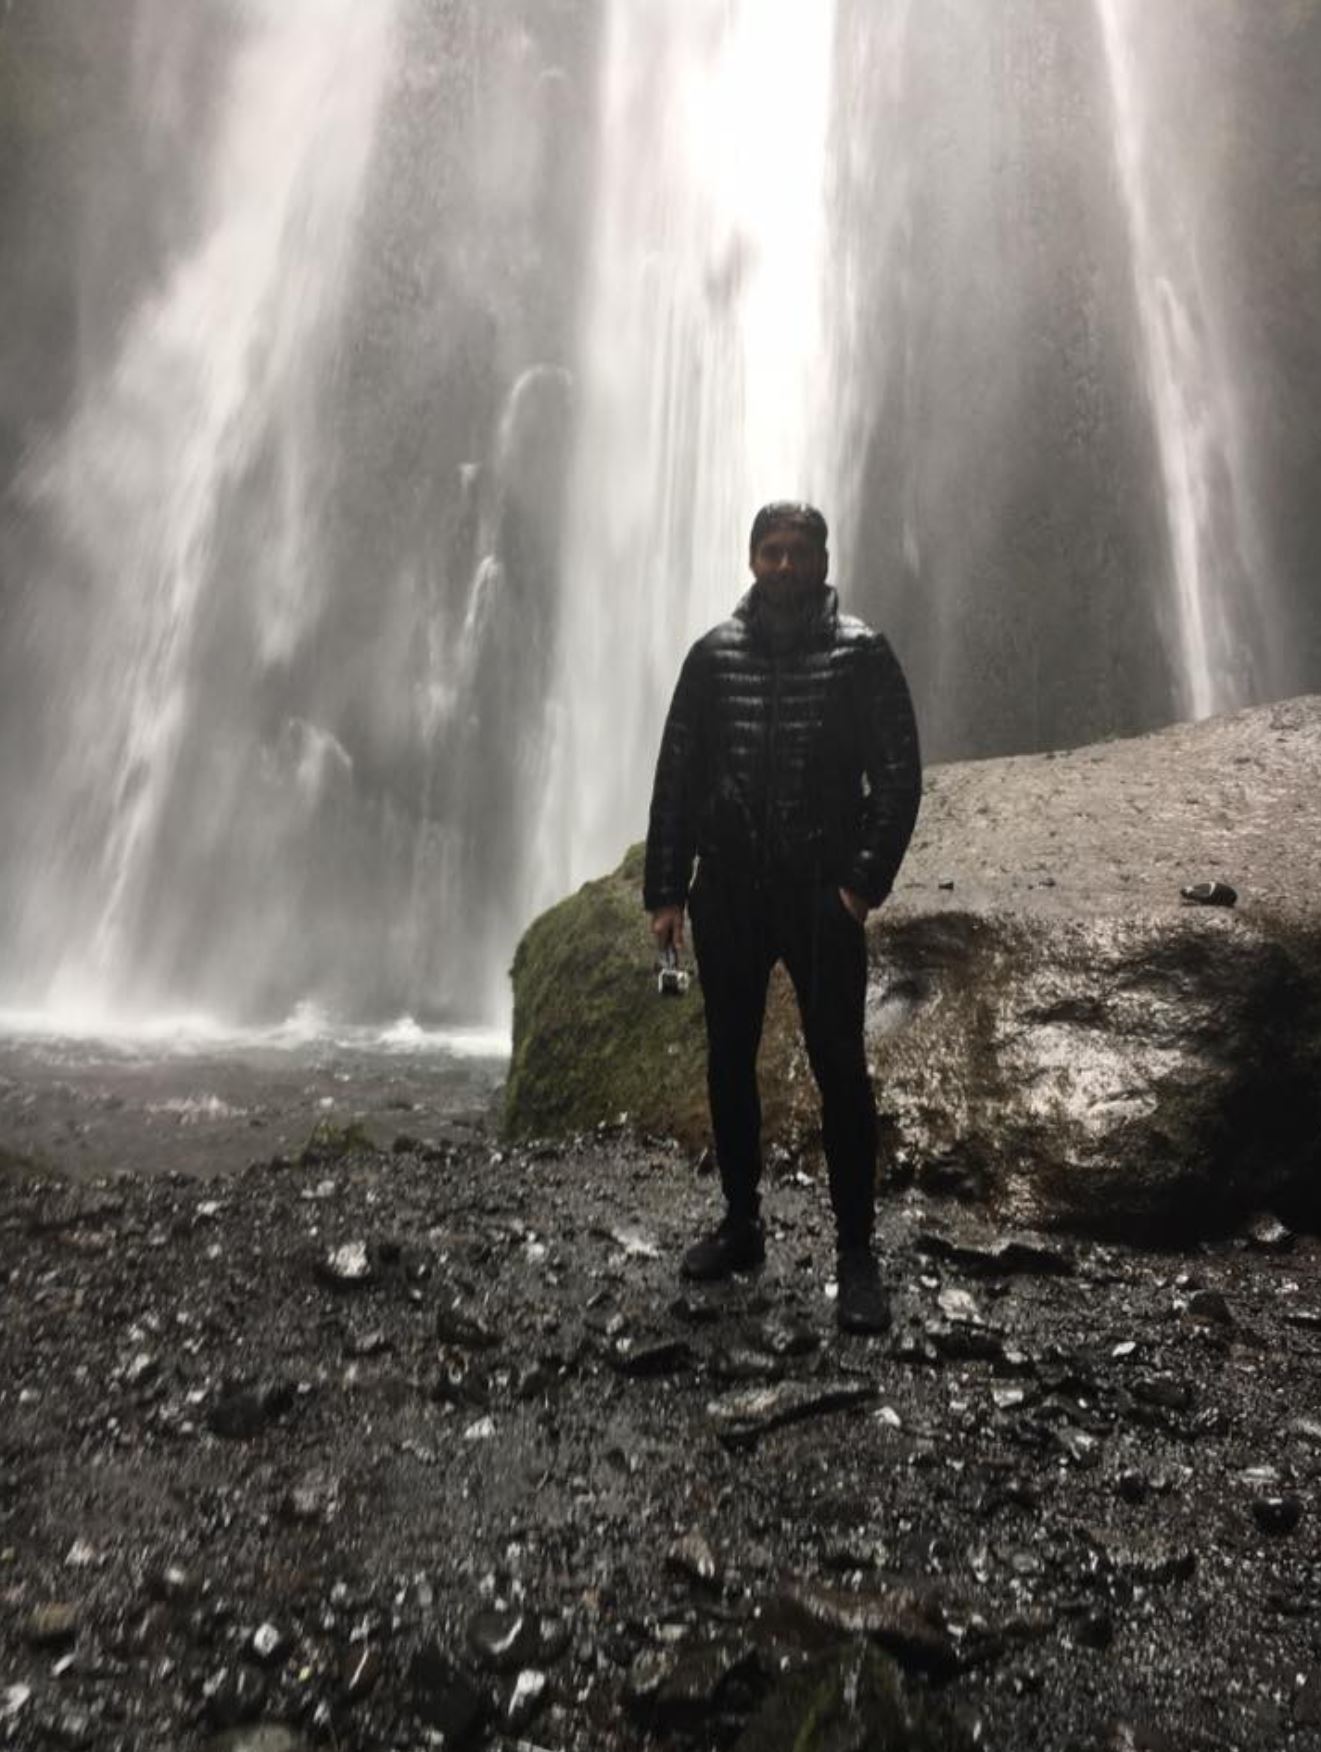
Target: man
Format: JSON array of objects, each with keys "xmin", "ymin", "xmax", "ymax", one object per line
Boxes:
[{"xmin": 644, "ymin": 502, "xmax": 921, "ymax": 1333}]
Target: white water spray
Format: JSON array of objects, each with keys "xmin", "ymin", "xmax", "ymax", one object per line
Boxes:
[
  {"xmin": 536, "ymin": 0, "xmax": 839, "ymax": 902},
  {"xmin": 28, "ymin": 0, "xmax": 396, "ymax": 1013},
  {"xmin": 1095, "ymin": 0, "xmax": 1271, "ymax": 719}
]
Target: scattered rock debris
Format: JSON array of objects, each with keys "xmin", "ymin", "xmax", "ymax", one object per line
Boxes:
[{"xmin": 1, "ymin": 1132, "xmax": 1319, "ymax": 1749}]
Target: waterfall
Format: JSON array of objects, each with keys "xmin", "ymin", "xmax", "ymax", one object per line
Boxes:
[
  {"xmin": 0, "ymin": 2, "xmax": 1314, "ymax": 1039},
  {"xmin": 9, "ymin": 0, "xmax": 398, "ymax": 1025},
  {"xmin": 534, "ymin": 0, "xmax": 839, "ymax": 904},
  {"xmin": 1095, "ymin": 0, "xmax": 1277, "ymax": 719}
]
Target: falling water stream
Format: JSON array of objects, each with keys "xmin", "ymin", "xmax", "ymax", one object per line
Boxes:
[
  {"xmin": 0, "ymin": 0, "xmax": 1310, "ymax": 1041},
  {"xmin": 534, "ymin": 0, "xmax": 839, "ymax": 904},
  {"xmin": 14, "ymin": 0, "xmax": 397, "ymax": 1028},
  {"xmin": 1094, "ymin": 0, "xmax": 1274, "ymax": 721}
]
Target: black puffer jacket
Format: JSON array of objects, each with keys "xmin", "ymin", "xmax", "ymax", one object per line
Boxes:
[{"xmin": 643, "ymin": 583, "xmax": 921, "ymax": 911}]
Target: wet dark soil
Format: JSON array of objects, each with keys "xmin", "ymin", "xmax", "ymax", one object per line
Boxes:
[
  {"xmin": 3, "ymin": 1114, "xmax": 1320, "ymax": 1750},
  {"xmin": 0, "ymin": 1031, "xmax": 501, "ymax": 1182}
]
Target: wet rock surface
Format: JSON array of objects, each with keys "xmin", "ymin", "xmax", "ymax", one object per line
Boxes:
[
  {"xmin": 2, "ymin": 1132, "xmax": 1321, "ymax": 1749},
  {"xmin": 508, "ymin": 697, "xmax": 1321, "ymax": 1239}
]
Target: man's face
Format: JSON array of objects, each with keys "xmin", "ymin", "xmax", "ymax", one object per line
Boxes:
[{"xmin": 749, "ymin": 522, "xmax": 829, "ymax": 604}]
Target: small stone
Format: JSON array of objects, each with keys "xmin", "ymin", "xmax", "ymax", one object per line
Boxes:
[
  {"xmin": 1117, "ymin": 1470, "xmax": 1150, "ymax": 1505},
  {"xmin": 1130, "ymin": 1376, "xmax": 1193, "ymax": 1413},
  {"xmin": 1178, "ymin": 879, "xmax": 1236, "ymax": 907},
  {"xmin": 408, "ymin": 1639, "xmax": 487, "ymax": 1739},
  {"xmin": 823, "ymin": 1538, "xmax": 887, "ymax": 1572},
  {"xmin": 1246, "ymin": 1213, "xmax": 1294, "ymax": 1253},
  {"xmin": 744, "ymin": 1315, "xmax": 819, "ymax": 1359},
  {"xmin": 606, "ymin": 1335, "xmax": 693, "ymax": 1377},
  {"xmin": 341, "ymin": 1644, "xmax": 382, "ymax": 1702},
  {"xmin": 777, "ymin": 1579, "xmax": 958, "ymax": 1677},
  {"xmin": 435, "ymin": 1297, "xmax": 500, "ymax": 1351},
  {"xmin": 1055, "ymin": 1426, "xmax": 1102, "ymax": 1467},
  {"xmin": 708, "ymin": 1346, "xmax": 784, "ymax": 1384},
  {"xmin": 708, "ymin": 1380, "xmax": 875, "ymax": 1448},
  {"xmin": 891, "ymin": 1333, "xmax": 940, "ymax": 1367},
  {"xmin": 48, "ymin": 1707, "xmax": 97, "ymax": 1750},
  {"xmin": 1295, "ymin": 1669, "xmax": 1321, "ymax": 1728},
  {"xmin": 430, "ymin": 1352, "xmax": 490, "ymax": 1409},
  {"xmin": 202, "ymin": 1665, "xmax": 267, "ymax": 1728},
  {"xmin": 147, "ymin": 1561, "xmax": 199, "ymax": 1604},
  {"xmin": 343, "ymin": 1327, "xmax": 389, "ymax": 1358},
  {"xmin": 465, "ymin": 1608, "xmax": 539, "ymax": 1674},
  {"xmin": 207, "ymin": 1380, "xmax": 296, "ymax": 1440},
  {"xmin": 506, "ymin": 1668, "xmax": 548, "ymax": 1729},
  {"xmin": 316, "ymin": 1240, "xmax": 373, "ymax": 1287},
  {"xmin": 936, "ymin": 1286, "xmax": 982, "ymax": 1324},
  {"xmin": 609, "ymin": 1225, "xmax": 660, "ymax": 1258},
  {"xmin": 536, "ymin": 1615, "xmax": 572, "ymax": 1665},
  {"xmin": 666, "ymin": 1529, "xmax": 721, "ymax": 1589},
  {"xmin": 204, "ymin": 1729, "xmax": 309, "ymax": 1752},
  {"xmin": 916, "ymin": 1229, "xmax": 1073, "ymax": 1277},
  {"xmin": 669, "ymin": 1292, "xmax": 720, "ymax": 1326},
  {"xmin": 1252, "ymin": 1495, "xmax": 1302, "ymax": 1537},
  {"xmin": 514, "ymin": 1363, "xmax": 551, "ymax": 1400},
  {"xmin": 123, "ymin": 1352, "xmax": 160, "ymax": 1388},
  {"xmin": 249, "ymin": 1623, "xmax": 289, "ymax": 1666},
  {"xmin": 926, "ymin": 1322, "xmax": 1005, "ymax": 1363},
  {"xmin": 625, "ymin": 1641, "xmax": 763, "ymax": 1729},
  {"xmin": 279, "ymin": 1470, "xmax": 338, "ymax": 1524},
  {"xmin": 26, "ymin": 1602, "xmax": 79, "ymax": 1648},
  {"xmin": 1186, "ymin": 1288, "xmax": 1232, "ymax": 1325},
  {"xmin": 991, "ymin": 1383, "xmax": 1029, "ymax": 1411},
  {"xmin": 1074, "ymin": 1609, "xmax": 1114, "ymax": 1650},
  {"xmin": 2, "ymin": 1685, "xmax": 31, "ymax": 1723}
]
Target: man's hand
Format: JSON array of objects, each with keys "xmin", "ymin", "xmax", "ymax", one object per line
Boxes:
[
  {"xmin": 838, "ymin": 887, "xmax": 869, "ymax": 925},
  {"xmin": 650, "ymin": 905, "xmax": 686, "ymax": 954}
]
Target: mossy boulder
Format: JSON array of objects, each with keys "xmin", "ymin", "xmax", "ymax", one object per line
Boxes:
[
  {"xmin": 0, "ymin": 1142, "xmax": 45, "ymax": 1182},
  {"xmin": 508, "ymin": 698, "xmax": 1321, "ymax": 1239},
  {"xmin": 506, "ymin": 844, "xmax": 814, "ymax": 1149},
  {"xmin": 734, "ymin": 1645, "xmax": 971, "ymax": 1752},
  {"xmin": 298, "ymin": 1117, "xmax": 381, "ymax": 1166}
]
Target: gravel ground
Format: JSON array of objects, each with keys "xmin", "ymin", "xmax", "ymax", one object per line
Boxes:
[{"xmin": 3, "ymin": 1120, "xmax": 1320, "ymax": 1751}]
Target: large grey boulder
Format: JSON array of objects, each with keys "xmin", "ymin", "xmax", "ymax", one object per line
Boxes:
[{"xmin": 506, "ymin": 697, "xmax": 1321, "ymax": 1238}]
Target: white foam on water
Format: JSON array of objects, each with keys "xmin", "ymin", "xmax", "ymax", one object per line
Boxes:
[{"xmin": 0, "ymin": 1005, "xmax": 510, "ymax": 1064}]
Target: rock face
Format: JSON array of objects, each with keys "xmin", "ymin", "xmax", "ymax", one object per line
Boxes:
[{"xmin": 506, "ymin": 697, "xmax": 1321, "ymax": 1238}]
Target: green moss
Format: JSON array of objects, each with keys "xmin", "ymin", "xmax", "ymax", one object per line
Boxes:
[
  {"xmin": 0, "ymin": 1141, "xmax": 45, "ymax": 1180},
  {"xmin": 299, "ymin": 1117, "xmax": 380, "ymax": 1166},
  {"xmin": 504, "ymin": 845, "xmax": 814, "ymax": 1147},
  {"xmin": 734, "ymin": 1646, "xmax": 969, "ymax": 1752},
  {"xmin": 505, "ymin": 850, "xmax": 710, "ymax": 1142}
]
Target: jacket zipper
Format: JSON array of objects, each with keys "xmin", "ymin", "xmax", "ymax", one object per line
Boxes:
[{"xmin": 762, "ymin": 652, "xmax": 782, "ymax": 873}]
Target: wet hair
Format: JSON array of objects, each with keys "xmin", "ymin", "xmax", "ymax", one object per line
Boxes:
[{"xmin": 748, "ymin": 501, "xmax": 828, "ymax": 556}]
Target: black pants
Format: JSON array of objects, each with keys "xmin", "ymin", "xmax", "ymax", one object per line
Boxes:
[{"xmin": 687, "ymin": 867, "xmax": 878, "ymax": 1251}]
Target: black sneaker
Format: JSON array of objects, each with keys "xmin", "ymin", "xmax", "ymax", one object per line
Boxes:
[
  {"xmin": 835, "ymin": 1248, "xmax": 891, "ymax": 1335},
  {"xmin": 680, "ymin": 1214, "xmax": 766, "ymax": 1282}
]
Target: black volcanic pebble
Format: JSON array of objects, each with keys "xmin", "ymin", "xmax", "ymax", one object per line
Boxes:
[{"xmin": 1252, "ymin": 1495, "xmax": 1303, "ymax": 1537}]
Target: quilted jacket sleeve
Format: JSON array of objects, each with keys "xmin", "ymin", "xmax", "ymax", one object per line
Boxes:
[
  {"xmin": 642, "ymin": 643, "xmax": 706, "ymax": 911},
  {"xmin": 844, "ymin": 633, "xmax": 922, "ymax": 906}
]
